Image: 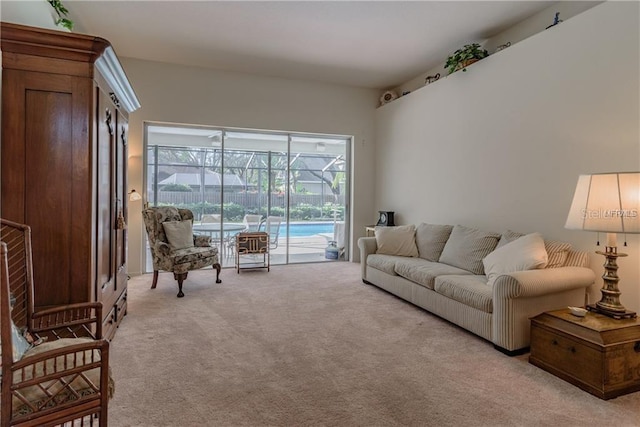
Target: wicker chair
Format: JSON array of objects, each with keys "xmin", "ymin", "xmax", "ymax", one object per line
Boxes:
[
  {"xmin": 1, "ymin": 219, "xmax": 112, "ymax": 427},
  {"xmin": 142, "ymin": 207, "xmax": 222, "ymax": 298}
]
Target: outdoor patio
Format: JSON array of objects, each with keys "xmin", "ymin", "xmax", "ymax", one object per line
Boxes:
[{"xmin": 145, "ymin": 233, "xmax": 342, "ymax": 274}]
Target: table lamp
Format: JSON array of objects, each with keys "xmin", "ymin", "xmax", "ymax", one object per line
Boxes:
[{"xmin": 565, "ymin": 172, "xmax": 640, "ymax": 319}]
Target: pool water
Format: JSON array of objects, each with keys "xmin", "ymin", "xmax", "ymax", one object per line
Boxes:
[{"xmin": 287, "ymin": 222, "xmax": 334, "ymax": 237}]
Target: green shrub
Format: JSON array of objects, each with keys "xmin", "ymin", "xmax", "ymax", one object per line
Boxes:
[
  {"xmin": 322, "ymin": 203, "xmax": 344, "ymax": 220},
  {"xmin": 291, "ymin": 203, "xmax": 321, "ymax": 220}
]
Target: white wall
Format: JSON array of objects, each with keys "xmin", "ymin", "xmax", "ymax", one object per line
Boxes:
[
  {"xmin": 1, "ymin": 0, "xmax": 61, "ymax": 31},
  {"xmin": 122, "ymin": 59, "xmax": 379, "ymax": 274},
  {"xmin": 375, "ymin": 2, "xmax": 640, "ymax": 311},
  {"xmin": 396, "ymin": 1, "xmax": 601, "ymax": 96}
]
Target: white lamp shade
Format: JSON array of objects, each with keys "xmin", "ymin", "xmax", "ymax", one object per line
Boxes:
[{"xmin": 565, "ymin": 172, "xmax": 640, "ymax": 233}]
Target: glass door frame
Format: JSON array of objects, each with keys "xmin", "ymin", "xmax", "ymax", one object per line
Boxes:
[{"xmin": 143, "ymin": 122, "xmax": 351, "ymax": 271}]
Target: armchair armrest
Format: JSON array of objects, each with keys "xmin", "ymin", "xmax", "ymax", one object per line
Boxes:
[
  {"xmin": 194, "ymin": 234, "xmax": 211, "ymax": 247},
  {"xmin": 31, "ymin": 302, "xmax": 103, "ymax": 340},
  {"xmin": 154, "ymin": 241, "xmax": 172, "ymax": 256},
  {"xmin": 493, "ymin": 267, "xmax": 595, "ymax": 299},
  {"xmin": 8, "ymin": 339, "xmax": 112, "ymax": 421}
]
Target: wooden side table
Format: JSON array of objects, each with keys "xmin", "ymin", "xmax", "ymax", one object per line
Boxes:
[
  {"xmin": 365, "ymin": 226, "xmax": 376, "ymax": 237},
  {"xmin": 235, "ymin": 232, "xmax": 269, "ymax": 273},
  {"xmin": 529, "ymin": 308, "xmax": 640, "ymax": 399}
]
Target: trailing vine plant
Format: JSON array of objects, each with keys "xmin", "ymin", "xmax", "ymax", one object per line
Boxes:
[{"xmin": 47, "ymin": 0, "xmax": 74, "ymax": 31}]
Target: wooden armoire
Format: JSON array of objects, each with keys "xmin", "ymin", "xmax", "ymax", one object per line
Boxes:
[{"xmin": 0, "ymin": 22, "xmax": 140, "ymax": 340}]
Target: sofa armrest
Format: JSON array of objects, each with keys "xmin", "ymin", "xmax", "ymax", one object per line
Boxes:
[
  {"xmin": 491, "ymin": 266, "xmax": 595, "ymax": 352},
  {"xmin": 357, "ymin": 237, "xmax": 377, "ymax": 280},
  {"xmin": 494, "ymin": 267, "xmax": 595, "ymax": 299}
]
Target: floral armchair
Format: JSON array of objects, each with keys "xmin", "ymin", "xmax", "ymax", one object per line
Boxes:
[
  {"xmin": 1, "ymin": 219, "xmax": 112, "ymax": 426},
  {"xmin": 142, "ymin": 207, "xmax": 221, "ymax": 298}
]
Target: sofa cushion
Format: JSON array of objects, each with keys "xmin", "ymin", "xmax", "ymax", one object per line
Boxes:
[
  {"xmin": 366, "ymin": 254, "xmax": 405, "ymax": 275},
  {"xmin": 497, "ymin": 230, "xmax": 571, "ymax": 268},
  {"xmin": 375, "ymin": 225, "xmax": 419, "ymax": 257},
  {"xmin": 483, "ymin": 233, "xmax": 548, "ymax": 287},
  {"xmin": 395, "ymin": 259, "xmax": 472, "ymax": 290},
  {"xmin": 434, "ymin": 275, "xmax": 493, "ymax": 313},
  {"xmin": 439, "ymin": 225, "xmax": 500, "ymax": 274},
  {"xmin": 415, "ymin": 223, "xmax": 453, "ymax": 262}
]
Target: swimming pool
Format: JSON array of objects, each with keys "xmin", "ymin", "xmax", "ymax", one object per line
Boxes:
[{"xmin": 287, "ymin": 222, "xmax": 334, "ymax": 237}]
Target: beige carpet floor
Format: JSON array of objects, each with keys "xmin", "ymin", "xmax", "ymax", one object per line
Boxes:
[{"xmin": 109, "ymin": 263, "xmax": 640, "ymax": 426}]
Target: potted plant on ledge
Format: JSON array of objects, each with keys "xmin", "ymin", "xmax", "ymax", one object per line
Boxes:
[{"xmin": 444, "ymin": 43, "xmax": 489, "ymax": 74}]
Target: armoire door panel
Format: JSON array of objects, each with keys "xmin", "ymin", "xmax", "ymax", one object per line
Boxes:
[
  {"xmin": 96, "ymin": 90, "xmax": 115, "ymax": 304},
  {"xmin": 25, "ymin": 90, "xmax": 73, "ymax": 306},
  {"xmin": 1, "ymin": 70, "xmax": 79, "ymax": 223},
  {"xmin": 2, "ymin": 69, "xmax": 92, "ymax": 307}
]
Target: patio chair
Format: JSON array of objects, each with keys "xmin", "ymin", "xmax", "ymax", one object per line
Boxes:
[
  {"xmin": 201, "ymin": 214, "xmax": 221, "ymax": 223},
  {"xmin": 261, "ymin": 216, "xmax": 283, "ymax": 249},
  {"xmin": 200, "ymin": 214, "xmax": 222, "ymax": 247},
  {"xmin": 142, "ymin": 206, "xmax": 221, "ymax": 298},
  {"xmin": 243, "ymin": 214, "xmax": 263, "ymax": 232},
  {"xmin": 1, "ymin": 219, "xmax": 112, "ymax": 426}
]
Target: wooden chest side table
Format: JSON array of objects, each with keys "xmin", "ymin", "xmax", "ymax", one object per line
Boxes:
[{"xmin": 529, "ymin": 309, "xmax": 640, "ymax": 400}]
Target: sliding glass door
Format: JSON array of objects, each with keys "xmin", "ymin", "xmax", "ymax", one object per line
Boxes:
[
  {"xmin": 144, "ymin": 123, "xmax": 350, "ymax": 271},
  {"xmin": 221, "ymin": 132, "xmax": 288, "ymax": 264}
]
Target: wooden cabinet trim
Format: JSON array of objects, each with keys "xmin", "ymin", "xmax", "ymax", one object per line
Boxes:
[{"xmin": 1, "ymin": 22, "xmax": 109, "ymax": 63}]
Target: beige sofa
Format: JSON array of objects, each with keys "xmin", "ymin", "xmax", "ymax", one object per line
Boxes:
[{"xmin": 358, "ymin": 224, "xmax": 595, "ymax": 354}]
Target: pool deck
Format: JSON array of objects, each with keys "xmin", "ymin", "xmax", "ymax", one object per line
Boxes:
[{"xmin": 145, "ymin": 232, "xmax": 344, "ymax": 273}]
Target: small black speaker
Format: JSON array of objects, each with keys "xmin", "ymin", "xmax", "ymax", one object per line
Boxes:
[{"xmin": 376, "ymin": 211, "xmax": 395, "ymax": 226}]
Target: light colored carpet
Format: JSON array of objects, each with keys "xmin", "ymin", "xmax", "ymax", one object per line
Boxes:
[{"xmin": 109, "ymin": 263, "xmax": 640, "ymax": 426}]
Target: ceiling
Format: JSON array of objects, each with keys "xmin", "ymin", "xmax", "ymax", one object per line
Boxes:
[{"xmin": 64, "ymin": 1, "xmax": 557, "ymax": 89}]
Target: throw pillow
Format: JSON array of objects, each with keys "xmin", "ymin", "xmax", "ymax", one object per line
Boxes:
[
  {"xmin": 439, "ymin": 225, "xmax": 501, "ymax": 274},
  {"xmin": 544, "ymin": 240, "xmax": 572, "ymax": 269},
  {"xmin": 11, "ymin": 323, "xmax": 32, "ymax": 362},
  {"xmin": 483, "ymin": 232, "xmax": 549, "ymax": 287},
  {"xmin": 162, "ymin": 220, "xmax": 194, "ymax": 250},
  {"xmin": 375, "ymin": 225, "xmax": 419, "ymax": 257},
  {"xmin": 496, "ymin": 229, "xmax": 524, "ymax": 249},
  {"xmin": 498, "ymin": 229, "xmax": 571, "ymax": 269},
  {"xmin": 415, "ymin": 223, "xmax": 453, "ymax": 262},
  {"xmin": 1, "ymin": 293, "xmax": 33, "ymax": 369}
]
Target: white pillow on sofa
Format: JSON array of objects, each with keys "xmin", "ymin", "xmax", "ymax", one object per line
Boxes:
[
  {"xmin": 483, "ymin": 232, "xmax": 548, "ymax": 287},
  {"xmin": 375, "ymin": 225, "xmax": 419, "ymax": 257}
]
